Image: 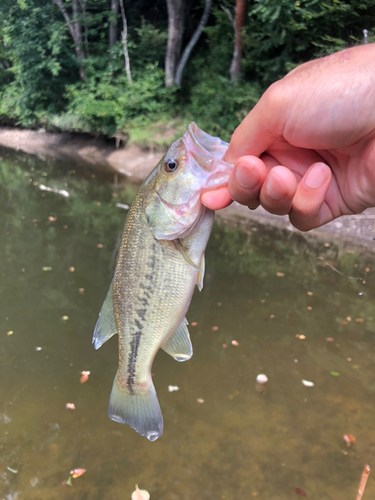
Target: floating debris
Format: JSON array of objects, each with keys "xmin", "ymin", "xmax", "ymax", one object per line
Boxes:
[
  {"xmin": 65, "ymin": 403, "xmax": 76, "ymax": 410},
  {"xmin": 48, "ymin": 216, "xmax": 57, "ymax": 222},
  {"xmin": 231, "ymin": 340, "xmax": 239, "ymax": 346},
  {"xmin": 212, "ymin": 326, "xmax": 218, "ymax": 331},
  {"xmin": 42, "ymin": 266, "xmax": 52, "ymax": 271},
  {"xmin": 6, "ymin": 331, "xmax": 13, "ymax": 336},
  {"xmin": 222, "ymin": 344, "xmax": 227, "ymax": 349},
  {"xmin": 131, "ymin": 485, "xmax": 150, "ymax": 500},
  {"xmin": 191, "ymin": 322, "xmax": 198, "ymax": 327},
  {"xmin": 293, "ymin": 487, "xmax": 307, "ymax": 496},
  {"xmin": 70, "ymin": 468, "xmax": 86, "ymax": 479},
  {"xmin": 331, "ymin": 371, "xmax": 340, "ymax": 377},
  {"xmin": 307, "ymin": 291, "xmax": 313, "ymax": 296},
  {"xmin": 326, "ymin": 337, "xmax": 334, "ymax": 342},
  {"xmin": 69, "ymin": 267, "xmax": 75, "ymax": 272},
  {"xmin": 197, "ymin": 398, "xmax": 204, "ymax": 404},
  {"xmin": 35, "ymin": 346, "xmax": 42, "ymax": 351},
  {"xmin": 39, "ymin": 184, "xmax": 69, "ymax": 197},
  {"xmin": 7, "ymin": 467, "xmax": 18, "ymax": 474},
  {"xmin": 276, "ymin": 272, "xmax": 285, "ymax": 277},
  {"xmin": 296, "ymin": 334, "xmax": 306, "ymax": 340},
  {"xmin": 307, "ymin": 306, "xmax": 313, "ymax": 311},
  {"xmin": 80, "ymin": 371, "xmax": 90, "ymax": 384},
  {"xmin": 78, "ymin": 288, "xmax": 85, "ymax": 295},
  {"xmin": 343, "ymin": 434, "xmax": 356, "ymax": 447},
  {"xmin": 357, "ymin": 465, "xmax": 370, "ymax": 500},
  {"xmin": 167, "ymin": 385, "xmax": 179, "ymax": 393},
  {"xmin": 61, "ymin": 315, "xmax": 69, "ymax": 321},
  {"xmin": 97, "ymin": 244, "xmax": 103, "ymax": 249},
  {"xmin": 302, "ymin": 379, "xmax": 314, "ymax": 387},
  {"xmin": 115, "ymin": 203, "xmax": 130, "ymax": 210},
  {"xmin": 355, "ymin": 318, "xmax": 364, "ymax": 323}
]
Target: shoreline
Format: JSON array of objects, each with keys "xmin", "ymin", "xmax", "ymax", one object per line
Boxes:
[{"xmin": 0, "ymin": 126, "xmax": 374, "ymax": 252}]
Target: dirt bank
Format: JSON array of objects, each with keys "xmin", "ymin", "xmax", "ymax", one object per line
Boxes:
[{"xmin": 0, "ymin": 126, "xmax": 374, "ymax": 251}]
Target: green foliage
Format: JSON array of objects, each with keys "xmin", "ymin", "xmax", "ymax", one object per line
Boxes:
[{"xmin": 243, "ymin": 0, "xmax": 375, "ymax": 85}]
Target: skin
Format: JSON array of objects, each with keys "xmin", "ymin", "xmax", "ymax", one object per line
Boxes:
[{"xmin": 201, "ymin": 44, "xmax": 375, "ymax": 231}]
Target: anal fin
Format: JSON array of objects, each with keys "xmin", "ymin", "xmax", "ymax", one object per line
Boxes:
[
  {"xmin": 92, "ymin": 281, "xmax": 118, "ymax": 350},
  {"xmin": 162, "ymin": 318, "xmax": 193, "ymax": 362}
]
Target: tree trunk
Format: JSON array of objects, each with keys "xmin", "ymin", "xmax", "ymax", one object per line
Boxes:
[
  {"xmin": 230, "ymin": 0, "xmax": 246, "ymax": 82},
  {"xmin": 109, "ymin": 0, "xmax": 119, "ymax": 54},
  {"xmin": 52, "ymin": 0, "xmax": 87, "ymax": 80},
  {"xmin": 119, "ymin": 0, "xmax": 132, "ymax": 84},
  {"xmin": 165, "ymin": 0, "xmax": 186, "ymax": 87},
  {"xmin": 174, "ymin": 0, "xmax": 212, "ymax": 86}
]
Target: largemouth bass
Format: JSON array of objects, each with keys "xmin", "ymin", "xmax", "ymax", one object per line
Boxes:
[{"xmin": 93, "ymin": 123, "xmax": 231, "ymax": 441}]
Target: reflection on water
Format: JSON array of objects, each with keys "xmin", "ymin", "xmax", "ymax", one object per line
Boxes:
[{"xmin": 0, "ymin": 147, "xmax": 375, "ymax": 499}]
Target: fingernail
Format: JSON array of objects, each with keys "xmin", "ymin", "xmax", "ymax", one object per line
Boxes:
[
  {"xmin": 305, "ymin": 163, "xmax": 328, "ymax": 189},
  {"xmin": 266, "ymin": 175, "xmax": 285, "ymax": 200},
  {"xmin": 235, "ymin": 163, "xmax": 260, "ymax": 188}
]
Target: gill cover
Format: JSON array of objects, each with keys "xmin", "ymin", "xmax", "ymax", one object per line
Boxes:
[{"xmin": 143, "ymin": 123, "xmax": 232, "ymax": 240}]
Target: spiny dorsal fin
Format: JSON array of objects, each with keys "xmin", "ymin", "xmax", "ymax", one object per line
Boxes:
[
  {"xmin": 162, "ymin": 318, "xmax": 193, "ymax": 362},
  {"xmin": 175, "ymin": 239, "xmax": 203, "ymax": 272},
  {"xmin": 92, "ymin": 281, "xmax": 118, "ymax": 350}
]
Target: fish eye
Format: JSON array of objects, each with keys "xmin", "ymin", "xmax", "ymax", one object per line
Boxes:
[{"xmin": 164, "ymin": 158, "xmax": 179, "ymax": 172}]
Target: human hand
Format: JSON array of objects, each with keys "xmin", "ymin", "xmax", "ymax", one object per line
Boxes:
[{"xmin": 201, "ymin": 44, "xmax": 375, "ymax": 231}]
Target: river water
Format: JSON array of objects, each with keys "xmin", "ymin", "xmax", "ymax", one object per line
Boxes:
[{"xmin": 1, "ymin": 147, "xmax": 375, "ymax": 500}]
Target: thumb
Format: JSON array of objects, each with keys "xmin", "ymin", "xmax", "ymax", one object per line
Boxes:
[{"xmin": 223, "ymin": 87, "xmax": 285, "ymax": 163}]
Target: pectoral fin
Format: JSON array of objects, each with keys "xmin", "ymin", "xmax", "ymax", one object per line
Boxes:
[
  {"xmin": 197, "ymin": 253, "xmax": 205, "ymax": 291},
  {"xmin": 92, "ymin": 281, "xmax": 118, "ymax": 350},
  {"xmin": 162, "ymin": 318, "xmax": 193, "ymax": 362},
  {"xmin": 175, "ymin": 239, "xmax": 203, "ymax": 272}
]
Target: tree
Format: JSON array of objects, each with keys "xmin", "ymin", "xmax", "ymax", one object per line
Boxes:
[
  {"xmin": 119, "ymin": 0, "xmax": 132, "ymax": 84},
  {"xmin": 52, "ymin": 0, "xmax": 87, "ymax": 80},
  {"xmin": 230, "ymin": 0, "xmax": 246, "ymax": 81},
  {"xmin": 174, "ymin": 0, "xmax": 212, "ymax": 86},
  {"xmin": 165, "ymin": 0, "xmax": 187, "ymax": 86},
  {"xmin": 109, "ymin": 0, "xmax": 118, "ymax": 54}
]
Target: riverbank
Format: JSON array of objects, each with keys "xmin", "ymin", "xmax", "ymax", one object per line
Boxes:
[{"xmin": 0, "ymin": 126, "xmax": 374, "ymax": 252}]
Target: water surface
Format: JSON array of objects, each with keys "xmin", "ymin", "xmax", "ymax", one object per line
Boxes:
[{"xmin": 1, "ymin": 148, "xmax": 375, "ymax": 499}]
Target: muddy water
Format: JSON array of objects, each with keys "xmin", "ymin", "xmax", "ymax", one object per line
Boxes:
[{"xmin": 1, "ymin": 147, "xmax": 375, "ymax": 500}]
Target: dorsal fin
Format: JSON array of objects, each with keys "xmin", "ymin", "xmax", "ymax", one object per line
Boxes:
[
  {"xmin": 162, "ymin": 318, "xmax": 193, "ymax": 362},
  {"xmin": 92, "ymin": 281, "xmax": 118, "ymax": 350}
]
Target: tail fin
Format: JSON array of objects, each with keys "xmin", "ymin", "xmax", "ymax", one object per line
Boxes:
[{"xmin": 108, "ymin": 371, "xmax": 163, "ymax": 441}]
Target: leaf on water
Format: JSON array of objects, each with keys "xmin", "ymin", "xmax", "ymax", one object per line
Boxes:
[
  {"xmin": 65, "ymin": 403, "xmax": 75, "ymax": 410},
  {"xmin": 231, "ymin": 340, "xmax": 239, "ymax": 346},
  {"xmin": 61, "ymin": 316, "xmax": 69, "ymax": 321},
  {"xmin": 211, "ymin": 326, "xmax": 218, "ymax": 331},
  {"xmin": 293, "ymin": 487, "xmax": 307, "ymax": 496},
  {"xmin": 355, "ymin": 318, "xmax": 364, "ymax": 323},
  {"xmin": 197, "ymin": 398, "xmax": 205, "ymax": 404},
  {"xmin": 307, "ymin": 291, "xmax": 313, "ymax": 296},
  {"xmin": 69, "ymin": 267, "xmax": 75, "ymax": 272},
  {"xmin": 191, "ymin": 322, "xmax": 198, "ymax": 326},
  {"xmin": 78, "ymin": 288, "xmax": 85, "ymax": 295},
  {"xmin": 307, "ymin": 306, "xmax": 313, "ymax": 311},
  {"xmin": 276, "ymin": 272, "xmax": 285, "ymax": 277},
  {"xmin": 97, "ymin": 244, "xmax": 103, "ymax": 248},
  {"xmin": 222, "ymin": 344, "xmax": 227, "ymax": 349},
  {"xmin": 70, "ymin": 468, "xmax": 86, "ymax": 479},
  {"xmin": 48, "ymin": 216, "xmax": 57, "ymax": 222},
  {"xmin": 341, "ymin": 321, "xmax": 348, "ymax": 325},
  {"xmin": 42, "ymin": 267, "xmax": 52, "ymax": 271},
  {"xmin": 80, "ymin": 371, "xmax": 90, "ymax": 384},
  {"xmin": 302, "ymin": 379, "xmax": 314, "ymax": 387},
  {"xmin": 167, "ymin": 385, "xmax": 179, "ymax": 392},
  {"xmin": 343, "ymin": 434, "xmax": 355, "ymax": 447},
  {"xmin": 326, "ymin": 337, "xmax": 334, "ymax": 342},
  {"xmin": 296, "ymin": 334, "xmax": 306, "ymax": 340},
  {"xmin": 330, "ymin": 372, "xmax": 340, "ymax": 377},
  {"xmin": 7, "ymin": 331, "xmax": 13, "ymax": 336},
  {"xmin": 131, "ymin": 485, "xmax": 150, "ymax": 500}
]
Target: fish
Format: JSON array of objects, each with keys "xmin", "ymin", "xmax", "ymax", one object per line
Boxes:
[{"xmin": 92, "ymin": 123, "xmax": 232, "ymax": 441}]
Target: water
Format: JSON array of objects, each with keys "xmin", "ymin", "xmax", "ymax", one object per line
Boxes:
[{"xmin": 1, "ymin": 147, "xmax": 375, "ymax": 499}]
